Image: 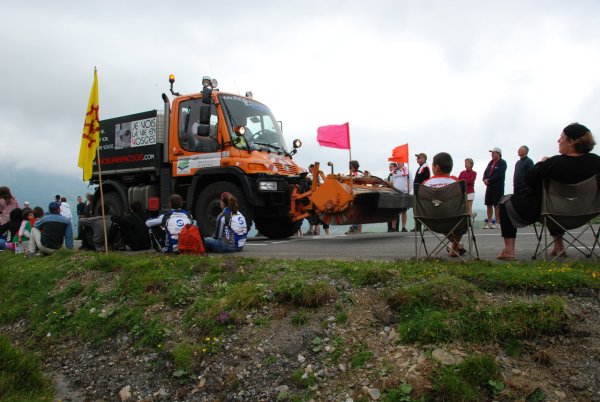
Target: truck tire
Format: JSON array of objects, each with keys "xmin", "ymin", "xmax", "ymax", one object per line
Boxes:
[
  {"xmin": 254, "ymin": 215, "xmax": 302, "ymax": 239},
  {"xmin": 194, "ymin": 181, "xmax": 252, "ymax": 237},
  {"xmin": 94, "ymin": 192, "xmax": 124, "ymax": 216}
]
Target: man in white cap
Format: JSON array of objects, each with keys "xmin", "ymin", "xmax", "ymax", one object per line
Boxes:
[{"xmin": 482, "ymin": 147, "xmax": 507, "ymax": 228}]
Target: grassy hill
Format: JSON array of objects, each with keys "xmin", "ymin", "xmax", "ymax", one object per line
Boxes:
[{"xmin": 1, "ymin": 251, "xmax": 599, "ymax": 401}]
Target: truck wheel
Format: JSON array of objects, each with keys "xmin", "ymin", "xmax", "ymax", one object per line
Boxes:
[
  {"xmin": 254, "ymin": 215, "xmax": 301, "ymax": 239},
  {"xmin": 94, "ymin": 192, "xmax": 124, "ymax": 216},
  {"xmin": 195, "ymin": 181, "xmax": 252, "ymax": 237}
]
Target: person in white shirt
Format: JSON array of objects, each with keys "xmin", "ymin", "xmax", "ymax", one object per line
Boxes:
[
  {"xmin": 421, "ymin": 152, "xmax": 465, "ymax": 257},
  {"xmin": 146, "ymin": 194, "xmax": 192, "ymax": 253},
  {"xmin": 59, "ymin": 197, "xmax": 72, "ymax": 222},
  {"xmin": 387, "ymin": 162, "xmax": 410, "ymax": 231}
]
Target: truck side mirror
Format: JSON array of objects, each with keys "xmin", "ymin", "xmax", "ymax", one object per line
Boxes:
[
  {"xmin": 202, "ymin": 87, "xmax": 212, "ymax": 104},
  {"xmin": 197, "ymin": 124, "xmax": 210, "ymax": 137},
  {"xmin": 199, "ymin": 105, "xmax": 211, "ymax": 125}
]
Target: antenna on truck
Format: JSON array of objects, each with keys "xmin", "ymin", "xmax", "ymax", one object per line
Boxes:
[{"xmin": 168, "ymin": 74, "xmax": 180, "ymax": 96}]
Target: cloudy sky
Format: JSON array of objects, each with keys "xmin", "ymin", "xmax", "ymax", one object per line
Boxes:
[{"xmin": 2, "ymin": 1, "xmax": 600, "ymax": 208}]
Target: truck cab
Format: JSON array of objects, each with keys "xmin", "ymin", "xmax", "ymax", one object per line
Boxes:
[{"xmin": 94, "ymin": 77, "xmax": 307, "ymax": 239}]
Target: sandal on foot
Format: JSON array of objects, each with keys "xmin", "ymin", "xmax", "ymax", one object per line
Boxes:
[{"xmin": 497, "ymin": 255, "xmax": 518, "ymax": 261}]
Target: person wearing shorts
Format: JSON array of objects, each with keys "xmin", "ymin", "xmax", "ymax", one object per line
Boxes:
[{"xmin": 458, "ymin": 158, "xmax": 477, "ymax": 216}]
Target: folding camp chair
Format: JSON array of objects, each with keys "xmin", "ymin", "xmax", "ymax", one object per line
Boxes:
[
  {"xmin": 149, "ymin": 226, "xmax": 167, "ymax": 253},
  {"xmin": 532, "ymin": 174, "xmax": 600, "ymax": 261},
  {"xmin": 413, "ymin": 181, "xmax": 479, "ymax": 262}
]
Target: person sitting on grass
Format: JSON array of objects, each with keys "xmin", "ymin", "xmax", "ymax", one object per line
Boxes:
[
  {"xmin": 146, "ymin": 194, "xmax": 193, "ymax": 253},
  {"xmin": 27, "ymin": 202, "xmax": 73, "ymax": 257},
  {"xmin": 204, "ymin": 192, "xmax": 247, "ymax": 253},
  {"xmin": 421, "ymin": 152, "xmax": 465, "ymax": 257},
  {"xmin": 111, "ymin": 201, "xmax": 151, "ymax": 251}
]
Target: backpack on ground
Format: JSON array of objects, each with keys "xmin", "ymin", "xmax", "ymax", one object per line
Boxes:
[
  {"xmin": 225, "ymin": 210, "xmax": 248, "ymax": 249},
  {"xmin": 178, "ymin": 223, "xmax": 205, "ymax": 254}
]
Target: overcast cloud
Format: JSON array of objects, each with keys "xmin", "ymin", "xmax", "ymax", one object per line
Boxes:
[{"xmin": 2, "ymin": 0, "xmax": 600, "ymax": 208}]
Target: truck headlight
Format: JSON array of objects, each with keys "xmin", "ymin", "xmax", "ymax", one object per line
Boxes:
[{"xmin": 258, "ymin": 181, "xmax": 278, "ymax": 191}]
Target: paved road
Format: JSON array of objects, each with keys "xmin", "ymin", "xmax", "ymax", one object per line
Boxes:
[{"xmin": 242, "ymin": 227, "xmax": 600, "ymax": 262}]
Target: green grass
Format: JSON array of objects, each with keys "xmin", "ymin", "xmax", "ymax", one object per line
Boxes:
[
  {"xmin": 429, "ymin": 355, "xmax": 502, "ymax": 401},
  {"xmin": 0, "ymin": 252, "xmax": 598, "ymax": 400},
  {"xmin": 291, "ymin": 309, "xmax": 311, "ymax": 326},
  {"xmin": 350, "ymin": 342, "xmax": 374, "ymax": 368},
  {"xmin": 0, "ymin": 336, "xmax": 52, "ymax": 401},
  {"xmin": 172, "ymin": 341, "xmax": 196, "ymax": 372},
  {"xmin": 291, "ymin": 368, "xmax": 316, "ymax": 388},
  {"xmin": 388, "ymin": 276, "xmax": 569, "ymax": 344}
]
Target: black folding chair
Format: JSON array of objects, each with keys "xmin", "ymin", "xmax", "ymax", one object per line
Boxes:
[
  {"xmin": 413, "ymin": 181, "xmax": 479, "ymax": 262},
  {"xmin": 532, "ymin": 174, "xmax": 600, "ymax": 261}
]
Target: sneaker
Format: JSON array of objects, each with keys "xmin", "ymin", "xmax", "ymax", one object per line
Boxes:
[
  {"xmin": 26, "ymin": 252, "xmax": 36, "ymax": 258},
  {"xmin": 483, "ymin": 223, "xmax": 491, "ymax": 229},
  {"xmin": 401, "ymin": 228, "xmax": 408, "ymax": 232},
  {"xmin": 490, "ymin": 224, "xmax": 497, "ymax": 229}
]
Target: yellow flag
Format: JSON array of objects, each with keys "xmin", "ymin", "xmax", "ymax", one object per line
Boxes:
[{"xmin": 78, "ymin": 69, "xmax": 100, "ymax": 181}]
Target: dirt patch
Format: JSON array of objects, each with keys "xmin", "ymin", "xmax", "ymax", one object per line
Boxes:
[{"xmin": 6, "ymin": 282, "xmax": 600, "ymax": 401}]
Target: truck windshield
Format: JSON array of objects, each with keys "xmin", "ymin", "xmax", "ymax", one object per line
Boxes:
[{"xmin": 220, "ymin": 94, "xmax": 288, "ymax": 154}]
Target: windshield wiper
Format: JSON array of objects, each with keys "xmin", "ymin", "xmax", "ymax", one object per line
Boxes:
[{"xmin": 253, "ymin": 142, "xmax": 291, "ymax": 157}]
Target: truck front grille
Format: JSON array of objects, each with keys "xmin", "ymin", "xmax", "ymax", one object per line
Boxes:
[{"xmin": 273, "ymin": 163, "xmax": 300, "ymax": 175}]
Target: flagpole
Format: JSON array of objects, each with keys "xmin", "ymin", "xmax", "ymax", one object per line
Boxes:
[
  {"xmin": 96, "ymin": 146, "xmax": 109, "ymax": 254},
  {"xmin": 93, "ymin": 66, "xmax": 108, "ymax": 254},
  {"xmin": 348, "ymin": 124, "xmax": 353, "ymax": 189}
]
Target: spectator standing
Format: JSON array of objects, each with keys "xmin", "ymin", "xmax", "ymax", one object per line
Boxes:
[
  {"xmin": 0, "ymin": 186, "xmax": 20, "ymax": 226},
  {"xmin": 458, "ymin": 158, "xmax": 477, "ymax": 215},
  {"xmin": 83, "ymin": 193, "xmax": 94, "ymax": 217},
  {"xmin": 346, "ymin": 160, "xmax": 364, "ymax": 234},
  {"xmin": 27, "ymin": 202, "xmax": 73, "ymax": 256},
  {"xmin": 513, "ymin": 145, "xmax": 534, "ymax": 195},
  {"xmin": 387, "ymin": 162, "xmax": 410, "ymax": 232},
  {"xmin": 305, "ymin": 164, "xmax": 330, "ymax": 236},
  {"xmin": 60, "ymin": 197, "xmax": 73, "ymax": 222},
  {"xmin": 412, "ymin": 153, "xmax": 430, "ymax": 232},
  {"xmin": 76, "ymin": 196, "xmax": 86, "ymax": 218},
  {"xmin": 482, "ymin": 147, "xmax": 507, "ymax": 229}
]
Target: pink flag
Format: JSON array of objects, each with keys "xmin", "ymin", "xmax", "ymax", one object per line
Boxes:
[{"xmin": 317, "ymin": 123, "xmax": 350, "ymax": 149}]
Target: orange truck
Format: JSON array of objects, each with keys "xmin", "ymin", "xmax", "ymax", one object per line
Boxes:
[{"xmin": 91, "ymin": 75, "xmax": 410, "ymax": 238}]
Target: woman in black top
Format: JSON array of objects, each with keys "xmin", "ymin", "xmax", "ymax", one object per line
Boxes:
[{"xmin": 498, "ymin": 123, "xmax": 600, "ymax": 260}]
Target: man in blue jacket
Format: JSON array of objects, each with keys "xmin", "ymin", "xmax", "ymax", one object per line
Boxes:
[
  {"xmin": 27, "ymin": 202, "xmax": 73, "ymax": 256},
  {"xmin": 482, "ymin": 147, "xmax": 507, "ymax": 229}
]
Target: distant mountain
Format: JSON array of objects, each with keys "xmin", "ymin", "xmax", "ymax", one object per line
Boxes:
[{"xmin": 0, "ymin": 165, "xmax": 92, "ymax": 210}]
